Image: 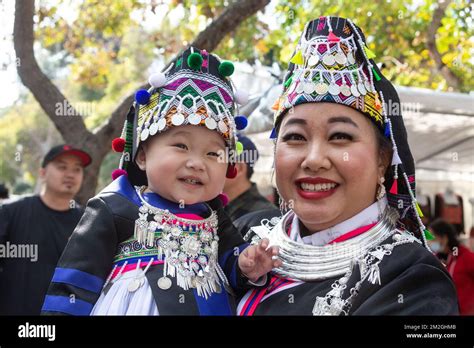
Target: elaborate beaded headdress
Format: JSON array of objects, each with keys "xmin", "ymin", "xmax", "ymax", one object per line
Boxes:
[
  {"xmin": 111, "ymin": 46, "xmax": 249, "ymax": 185},
  {"xmin": 271, "ymin": 16, "xmax": 433, "ymax": 248}
]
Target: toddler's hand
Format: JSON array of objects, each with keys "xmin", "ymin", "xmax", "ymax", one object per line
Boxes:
[{"xmin": 238, "ymin": 238, "xmax": 281, "ymax": 283}]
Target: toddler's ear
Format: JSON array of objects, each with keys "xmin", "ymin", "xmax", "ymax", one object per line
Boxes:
[{"xmin": 135, "ymin": 146, "xmax": 147, "ymax": 171}]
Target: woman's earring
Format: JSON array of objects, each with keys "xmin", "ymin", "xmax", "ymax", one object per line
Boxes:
[{"xmin": 376, "ymin": 177, "xmax": 386, "ymax": 200}]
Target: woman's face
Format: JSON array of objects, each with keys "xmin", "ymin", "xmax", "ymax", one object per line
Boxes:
[{"xmin": 275, "ymin": 102, "xmax": 387, "ymax": 233}]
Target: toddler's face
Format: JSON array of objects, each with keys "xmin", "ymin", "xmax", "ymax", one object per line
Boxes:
[{"xmin": 136, "ymin": 125, "xmax": 227, "ymax": 205}]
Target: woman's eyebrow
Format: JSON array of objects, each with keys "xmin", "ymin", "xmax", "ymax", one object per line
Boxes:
[
  {"xmin": 283, "ymin": 118, "xmax": 307, "ymax": 127},
  {"xmin": 327, "ymin": 116, "xmax": 359, "ymax": 128}
]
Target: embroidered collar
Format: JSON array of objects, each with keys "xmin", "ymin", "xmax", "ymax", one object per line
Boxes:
[{"xmin": 289, "ymin": 197, "xmax": 388, "ymax": 246}]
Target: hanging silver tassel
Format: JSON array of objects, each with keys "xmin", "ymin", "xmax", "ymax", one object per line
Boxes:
[{"xmin": 368, "ymin": 263, "xmax": 381, "ymax": 285}]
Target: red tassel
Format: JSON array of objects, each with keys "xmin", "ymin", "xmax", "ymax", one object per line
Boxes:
[
  {"xmin": 112, "ymin": 138, "xmax": 125, "ymax": 152},
  {"xmin": 389, "ymin": 179, "xmax": 398, "ymax": 194},
  {"xmin": 226, "ymin": 164, "xmax": 237, "ymax": 179}
]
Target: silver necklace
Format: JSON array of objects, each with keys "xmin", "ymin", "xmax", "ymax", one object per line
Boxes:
[
  {"xmin": 134, "ymin": 186, "xmax": 229, "ymax": 298},
  {"xmin": 247, "ymin": 206, "xmax": 400, "ymax": 281}
]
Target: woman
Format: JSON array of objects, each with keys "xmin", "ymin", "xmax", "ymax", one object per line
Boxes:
[
  {"xmin": 429, "ymin": 218, "xmax": 474, "ymax": 315},
  {"xmin": 235, "ymin": 16, "xmax": 458, "ymax": 315}
]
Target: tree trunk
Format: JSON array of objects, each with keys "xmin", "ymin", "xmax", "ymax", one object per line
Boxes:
[
  {"xmin": 13, "ymin": 0, "xmax": 270, "ymax": 204},
  {"xmin": 426, "ymin": 0, "xmax": 462, "ymax": 91}
]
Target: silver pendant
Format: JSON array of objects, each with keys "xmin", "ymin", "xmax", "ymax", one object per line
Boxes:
[
  {"xmin": 218, "ymin": 120, "xmax": 228, "ymax": 133},
  {"xmin": 188, "ymin": 113, "xmax": 201, "ymax": 125},
  {"xmin": 350, "ymin": 84, "xmax": 360, "ymax": 97},
  {"xmin": 364, "ymin": 80, "xmax": 372, "ymax": 93},
  {"xmin": 328, "ymin": 83, "xmax": 340, "ymax": 95},
  {"xmin": 308, "ymin": 55, "xmax": 319, "ymax": 67},
  {"xmin": 204, "ymin": 117, "xmax": 217, "ymax": 130},
  {"xmin": 149, "ymin": 122, "xmax": 159, "ymax": 136},
  {"xmin": 322, "ymin": 54, "xmax": 336, "ymax": 66},
  {"xmin": 347, "ymin": 52, "xmax": 356, "ymax": 64},
  {"xmin": 171, "ymin": 113, "xmax": 185, "ymax": 126},
  {"xmin": 157, "ymin": 118, "xmax": 167, "ymax": 131},
  {"xmin": 140, "ymin": 128, "xmax": 149, "ymax": 142},
  {"xmin": 127, "ymin": 278, "xmax": 143, "ymax": 293},
  {"xmin": 296, "ymin": 82, "xmax": 305, "ymax": 94},
  {"xmin": 340, "ymin": 85, "xmax": 351, "ymax": 97},
  {"xmin": 304, "ymin": 82, "xmax": 315, "ymax": 95},
  {"xmin": 315, "ymin": 82, "xmax": 329, "ymax": 95},
  {"xmin": 334, "ymin": 52, "xmax": 347, "ymax": 65},
  {"xmin": 357, "ymin": 82, "xmax": 367, "ymax": 95},
  {"xmin": 158, "ymin": 276, "xmax": 172, "ymax": 290}
]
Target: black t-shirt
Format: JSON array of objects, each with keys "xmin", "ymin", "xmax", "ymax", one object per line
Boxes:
[{"xmin": 0, "ymin": 195, "xmax": 84, "ymax": 315}]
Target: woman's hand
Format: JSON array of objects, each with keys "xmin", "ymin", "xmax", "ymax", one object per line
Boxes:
[{"xmin": 238, "ymin": 238, "xmax": 282, "ymax": 283}]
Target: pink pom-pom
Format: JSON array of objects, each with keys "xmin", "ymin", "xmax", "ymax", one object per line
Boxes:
[
  {"xmin": 111, "ymin": 168, "xmax": 127, "ymax": 180},
  {"xmin": 218, "ymin": 193, "xmax": 229, "ymax": 206}
]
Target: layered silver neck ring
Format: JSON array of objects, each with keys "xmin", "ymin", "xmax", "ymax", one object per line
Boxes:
[{"xmin": 250, "ymin": 206, "xmax": 400, "ymax": 281}]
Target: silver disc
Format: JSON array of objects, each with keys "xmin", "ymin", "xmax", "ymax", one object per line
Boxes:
[
  {"xmin": 149, "ymin": 122, "xmax": 159, "ymax": 136},
  {"xmin": 157, "ymin": 276, "xmax": 172, "ymax": 290},
  {"xmin": 127, "ymin": 278, "xmax": 142, "ymax": 293},
  {"xmin": 218, "ymin": 120, "xmax": 228, "ymax": 133},
  {"xmin": 140, "ymin": 128, "xmax": 149, "ymax": 142},
  {"xmin": 308, "ymin": 55, "xmax": 319, "ymax": 67},
  {"xmin": 322, "ymin": 54, "xmax": 336, "ymax": 66},
  {"xmin": 304, "ymin": 82, "xmax": 315, "ymax": 95},
  {"xmin": 334, "ymin": 52, "xmax": 347, "ymax": 65},
  {"xmin": 357, "ymin": 82, "xmax": 367, "ymax": 95},
  {"xmin": 204, "ymin": 117, "xmax": 217, "ymax": 130},
  {"xmin": 188, "ymin": 113, "xmax": 202, "ymax": 125},
  {"xmin": 171, "ymin": 113, "xmax": 185, "ymax": 126},
  {"xmin": 340, "ymin": 85, "xmax": 351, "ymax": 97},
  {"xmin": 328, "ymin": 83, "xmax": 340, "ymax": 95},
  {"xmin": 364, "ymin": 80, "xmax": 372, "ymax": 93},
  {"xmin": 347, "ymin": 52, "xmax": 356, "ymax": 64},
  {"xmin": 296, "ymin": 82, "xmax": 305, "ymax": 94},
  {"xmin": 315, "ymin": 83, "xmax": 329, "ymax": 95},
  {"xmin": 350, "ymin": 84, "xmax": 360, "ymax": 97},
  {"xmin": 157, "ymin": 118, "xmax": 167, "ymax": 131}
]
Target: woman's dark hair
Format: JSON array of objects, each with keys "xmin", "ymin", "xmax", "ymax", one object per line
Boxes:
[{"xmin": 428, "ymin": 218, "xmax": 460, "ymax": 249}]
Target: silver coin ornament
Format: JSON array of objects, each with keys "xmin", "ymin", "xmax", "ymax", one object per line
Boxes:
[
  {"xmin": 335, "ymin": 52, "xmax": 347, "ymax": 65},
  {"xmin": 308, "ymin": 55, "xmax": 320, "ymax": 67},
  {"xmin": 140, "ymin": 128, "xmax": 149, "ymax": 142},
  {"xmin": 350, "ymin": 84, "xmax": 360, "ymax": 97},
  {"xmin": 157, "ymin": 118, "xmax": 167, "ymax": 131},
  {"xmin": 128, "ymin": 278, "xmax": 142, "ymax": 293},
  {"xmin": 328, "ymin": 83, "xmax": 340, "ymax": 96},
  {"xmin": 315, "ymin": 82, "xmax": 329, "ymax": 95},
  {"xmin": 158, "ymin": 276, "xmax": 172, "ymax": 290},
  {"xmin": 340, "ymin": 84, "xmax": 351, "ymax": 97},
  {"xmin": 149, "ymin": 122, "xmax": 159, "ymax": 136},
  {"xmin": 171, "ymin": 113, "xmax": 185, "ymax": 126},
  {"xmin": 357, "ymin": 82, "xmax": 367, "ymax": 95},
  {"xmin": 322, "ymin": 54, "xmax": 336, "ymax": 66},
  {"xmin": 188, "ymin": 113, "xmax": 202, "ymax": 125},
  {"xmin": 205, "ymin": 117, "xmax": 217, "ymax": 130}
]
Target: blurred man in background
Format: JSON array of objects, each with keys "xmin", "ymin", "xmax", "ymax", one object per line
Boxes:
[
  {"xmin": 223, "ymin": 135, "xmax": 276, "ymax": 223},
  {"xmin": 0, "ymin": 144, "xmax": 91, "ymax": 315}
]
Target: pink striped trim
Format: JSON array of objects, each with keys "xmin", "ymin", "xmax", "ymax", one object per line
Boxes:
[
  {"xmin": 111, "ymin": 260, "xmax": 164, "ymax": 280},
  {"xmin": 327, "ymin": 222, "xmax": 377, "ymax": 244}
]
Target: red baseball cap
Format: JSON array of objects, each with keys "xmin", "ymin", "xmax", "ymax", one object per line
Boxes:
[{"xmin": 41, "ymin": 144, "xmax": 92, "ymax": 168}]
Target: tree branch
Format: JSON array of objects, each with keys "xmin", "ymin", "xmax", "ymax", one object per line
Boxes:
[
  {"xmin": 426, "ymin": 0, "xmax": 461, "ymax": 90},
  {"xmin": 13, "ymin": 0, "xmax": 92, "ymax": 144}
]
